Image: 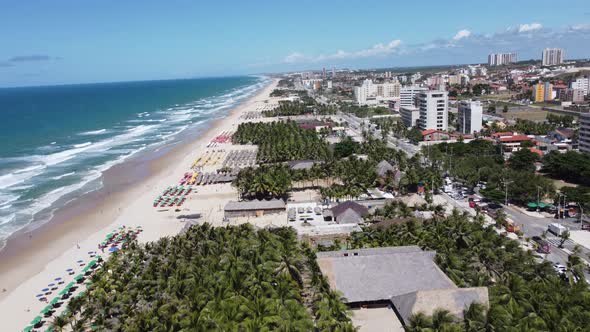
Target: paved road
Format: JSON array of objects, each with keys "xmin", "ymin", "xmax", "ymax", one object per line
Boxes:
[
  {"xmin": 441, "ymin": 194, "xmax": 590, "ymax": 281},
  {"xmin": 337, "ymin": 112, "xmax": 419, "ymax": 156}
]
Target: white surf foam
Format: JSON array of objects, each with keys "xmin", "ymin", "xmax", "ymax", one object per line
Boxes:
[
  {"xmin": 51, "ymin": 171, "xmax": 76, "ymax": 180},
  {"xmin": 78, "ymin": 129, "xmax": 107, "ymax": 136}
]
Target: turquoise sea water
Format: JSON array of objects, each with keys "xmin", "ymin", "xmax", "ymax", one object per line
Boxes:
[{"xmin": 0, "ymin": 76, "xmax": 269, "ymax": 248}]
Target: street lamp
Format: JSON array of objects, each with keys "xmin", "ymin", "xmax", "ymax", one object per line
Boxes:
[{"xmin": 502, "ymin": 179, "xmax": 513, "ymax": 206}]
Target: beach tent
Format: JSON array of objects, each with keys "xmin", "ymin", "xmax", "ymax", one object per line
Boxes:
[
  {"xmin": 527, "ymin": 202, "xmax": 538, "ymax": 209},
  {"xmin": 50, "ymin": 297, "xmax": 61, "ymax": 306},
  {"xmin": 30, "ymin": 316, "xmax": 43, "ymax": 326},
  {"xmin": 40, "ymin": 305, "xmax": 53, "ymax": 315}
]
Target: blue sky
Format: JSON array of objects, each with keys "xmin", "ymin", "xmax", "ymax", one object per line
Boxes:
[{"xmin": 1, "ymin": 0, "xmax": 589, "ymax": 87}]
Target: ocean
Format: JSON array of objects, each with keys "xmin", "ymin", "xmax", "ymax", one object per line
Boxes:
[{"xmin": 0, "ymin": 76, "xmax": 270, "ymax": 249}]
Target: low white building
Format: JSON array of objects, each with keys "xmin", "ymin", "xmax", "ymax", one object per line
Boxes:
[{"xmin": 400, "ymin": 106, "xmax": 420, "ymax": 128}]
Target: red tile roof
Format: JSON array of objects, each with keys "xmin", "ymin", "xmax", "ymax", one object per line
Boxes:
[
  {"xmin": 498, "ymin": 135, "xmax": 531, "ymax": 143},
  {"xmin": 421, "ymin": 129, "xmax": 439, "ymax": 136},
  {"xmin": 529, "ymin": 148, "xmax": 544, "ymax": 157},
  {"xmin": 491, "ymin": 132, "xmax": 514, "ymax": 138}
]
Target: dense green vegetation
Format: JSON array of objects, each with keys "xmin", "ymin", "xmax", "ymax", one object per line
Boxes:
[
  {"xmin": 57, "ymin": 224, "xmax": 354, "ymax": 331},
  {"xmin": 542, "ymin": 150, "xmax": 590, "ymax": 186},
  {"xmin": 340, "ymin": 104, "xmax": 391, "ymax": 118},
  {"xmin": 333, "ymin": 136, "xmax": 360, "ymax": 158},
  {"xmin": 546, "ymin": 113, "xmax": 575, "ymax": 128},
  {"xmin": 270, "ymin": 89, "xmax": 290, "ymax": 97},
  {"xmin": 233, "ymin": 121, "xmax": 330, "ymax": 162},
  {"xmin": 506, "ymin": 119, "xmax": 555, "ymax": 135},
  {"xmin": 347, "ymin": 209, "xmax": 590, "ymax": 331},
  {"xmin": 277, "ymin": 78, "xmax": 294, "ymax": 88},
  {"xmin": 262, "ymin": 101, "xmax": 336, "ymax": 117},
  {"xmin": 508, "ymin": 148, "xmax": 540, "ymax": 172},
  {"xmin": 233, "ymin": 164, "xmax": 292, "ymax": 200},
  {"xmin": 427, "ymin": 140, "xmax": 555, "ymax": 204}
]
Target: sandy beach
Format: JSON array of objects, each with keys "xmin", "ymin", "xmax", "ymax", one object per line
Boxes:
[{"xmin": 0, "ymin": 78, "xmax": 278, "ymax": 331}]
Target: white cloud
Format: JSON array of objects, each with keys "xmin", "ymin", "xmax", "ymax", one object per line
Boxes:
[
  {"xmin": 283, "ymin": 52, "xmax": 307, "ymax": 64},
  {"xmin": 282, "ymin": 39, "xmax": 402, "ymax": 64},
  {"xmin": 570, "ymin": 23, "xmax": 590, "ymax": 31},
  {"xmin": 452, "ymin": 29, "xmax": 471, "ymax": 41},
  {"xmin": 518, "ymin": 23, "xmax": 542, "ymax": 33}
]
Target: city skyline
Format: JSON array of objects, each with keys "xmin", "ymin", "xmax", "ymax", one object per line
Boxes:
[{"xmin": 1, "ymin": 0, "xmax": 590, "ymax": 87}]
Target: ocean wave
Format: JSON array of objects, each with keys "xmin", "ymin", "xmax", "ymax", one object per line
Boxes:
[
  {"xmin": 78, "ymin": 129, "xmax": 107, "ymax": 136},
  {"xmin": 73, "ymin": 142, "xmax": 92, "ymax": 148},
  {"xmin": 0, "ymin": 213, "xmax": 16, "ymax": 226},
  {"xmin": 0, "ymin": 193, "xmax": 20, "ymax": 208},
  {"xmin": 51, "ymin": 171, "xmax": 76, "ymax": 180},
  {"xmin": 0, "ymin": 77, "xmax": 269, "ymax": 244},
  {"xmin": 0, "ymin": 166, "xmax": 46, "ymax": 190}
]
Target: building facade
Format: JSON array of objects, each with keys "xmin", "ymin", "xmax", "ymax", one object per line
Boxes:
[
  {"xmin": 542, "ymin": 48, "xmax": 564, "ymax": 66},
  {"xmin": 458, "ymin": 100, "xmax": 483, "ymax": 134},
  {"xmin": 579, "ymin": 113, "xmax": 590, "ymax": 154},
  {"xmin": 532, "ymin": 82, "xmax": 553, "ymax": 102},
  {"xmin": 399, "ymin": 86, "xmax": 428, "ymax": 108},
  {"xmin": 559, "ymin": 89, "xmax": 585, "ymax": 103},
  {"xmin": 417, "ymin": 91, "xmax": 448, "ymax": 131},
  {"xmin": 570, "ymin": 76, "xmax": 589, "ymax": 95},
  {"xmin": 400, "ymin": 106, "xmax": 420, "ymax": 128},
  {"xmin": 488, "ymin": 53, "xmax": 517, "ymax": 66},
  {"xmin": 354, "ymin": 79, "xmax": 401, "ymax": 105}
]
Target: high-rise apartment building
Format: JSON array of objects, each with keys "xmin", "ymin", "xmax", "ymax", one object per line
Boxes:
[
  {"xmin": 399, "ymin": 86, "xmax": 428, "ymax": 108},
  {"xmin": 417, "ymin": 91, "xmax": 448, "ymax": 131},
  {"xmin": 542, "ymin": 48, "xmax": 564, "ymax": 66},
  {"xmin": 578, "ymin": 113, "xmax": 590, "ymax": 153},
  {"xmin": 458, "ymin": 100, "xmax": 483, "ymax": 134},
  {"xmin": 532, "ymin": 82, "xmax": 553, "ymax": 102},
  {"xmin": 488, "ymin": 53, "xmax": 517, "ymax": 66},
  {"xmin": 354, "ymin": 79, "xmax": 401, "ymax": 105}
]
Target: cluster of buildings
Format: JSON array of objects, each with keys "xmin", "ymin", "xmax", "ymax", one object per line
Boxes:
[
  {"xmin": 532, "ymin": 76, "xmax": 589, "ymax": 103},
  {"xmin": 487, "ymin": 48, "xmax": 564, "ymax": 67}
]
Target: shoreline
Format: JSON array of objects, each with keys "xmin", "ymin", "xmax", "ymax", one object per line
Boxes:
[{"xmin": 0, "ymin": 78, "xmax": 278, "ymax": 330}]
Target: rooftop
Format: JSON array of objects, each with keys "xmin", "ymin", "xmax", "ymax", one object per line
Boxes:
[
  {"xmin": 316, "ymin": 246, "xmax": 456, "ymax": 303},
  {"xmin": 224, "ymin": 199, "xmax": 285, "ymax": 211}
]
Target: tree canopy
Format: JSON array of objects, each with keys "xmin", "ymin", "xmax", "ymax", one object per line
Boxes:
[{"xmin": 57, "ymin": 224, "xmax": 355, "ymax": 331}]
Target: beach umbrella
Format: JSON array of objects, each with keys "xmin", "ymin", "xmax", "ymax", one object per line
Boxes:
[
  {"xmin": 42, "ymin": 288, "xmax": 50, "ymax": 292},
  {"xmin": 58, "ymin": 288, "xmax": 69, "ymax": 296},
  {"xmin": 54, "ymin": 277, "xmax": 62, "ymax": 281},
  {"xmin": 109, "ymin": 247, "xmax": 119, "ymax": 252},
  {"xmin": 527, "ymin": 202, "xmax": 538, "ymax": 209},
  {"xmin": 48, "ymin": 283, "xmax": 55, "ymax": 287},
  {"xmin": 77, "ymin": 260, "xmax": 84, "ymax": 263},
  {"xmin": 23, "ymin": 326, "xmax": 33, "ymax": 332},
  {"xmin": 30, "ymin": 316, "xmax": 43, "ymax": 325},
  {"xmin": 105, "ymin": 233, "xmax": 114, "ymax": 239},
  {"xmin": 40, "ymin": 305, "xmax": 53, "ymax": 315},
  {"xmin": 74, "ymin": 274, "xmax": 84, "ymax": 281},
  {"xmin": 50, "ymin": 297, "xmax": 61, "ymax": 307},
  {"xmin": 36, "ymin": 294, "xmax": 44, "ymax": 298},
  {"xmin": 77, "ymin": 291, "xmax": 86, "ymax": 297},
  {"xmin": 65, "ymin": 282, "xmax": 75, "ymax": 289}
]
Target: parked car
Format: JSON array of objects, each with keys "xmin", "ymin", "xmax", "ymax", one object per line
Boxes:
[{"xmin": 532, "ymin": 236, "xmax": 551, "ymax": 254}]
